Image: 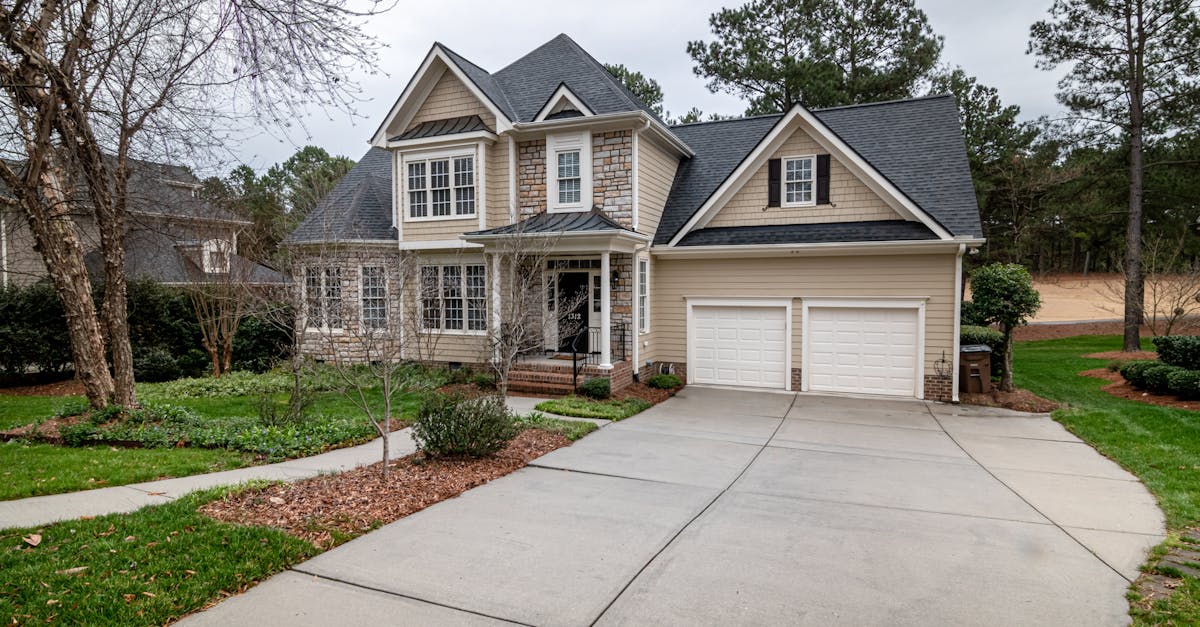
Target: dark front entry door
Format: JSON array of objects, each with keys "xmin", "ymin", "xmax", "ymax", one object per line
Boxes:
[{"xmin": 557, "ymin": 272, "xmax": 590, "ymax": 352}]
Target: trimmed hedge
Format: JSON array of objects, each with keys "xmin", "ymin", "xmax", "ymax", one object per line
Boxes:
[
  {"xmin": 1168, "ymin": 369, "xmax": 1200, "ymax": 400},
  {"xmin": 1120, "ymin": 360, "xmax": 1160, "ymax": 389},
  {"xmin": 1152, "ymin": 335, "xmax": 1200, "ymax": 370},
  {"xmin": 646, "ymin": 373, "xmax": 682, "ymax": 389},
  {"xmin": 579, "ymin": 377, "xmax": 611, "ymax": 399},
  {"xmin": 960, "ymin": 325, "xmax": 1004, "ymax": 350},
  {"xmin": 1120, "ymin": 359, "xmax": 1200, "ymax": 399},
  {"xmin": 1144, "ymin": 364, "xmax": 1181, "ymax": 395},
  {"xmin": 413, "ymin": 393, "xmax": 516, "ymax": 458}
]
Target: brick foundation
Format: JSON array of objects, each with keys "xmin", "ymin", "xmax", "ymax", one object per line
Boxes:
[
  {"xmin": 923, "ymin": 375, "xmax": 954, "ymax": 403},
  {"xmin": 791, "ymin": 368, "xmax": 803, "ymax": 391},
  {"xmin": 506, "ymin": 360, "xmax": 634, "ymax": 396}
]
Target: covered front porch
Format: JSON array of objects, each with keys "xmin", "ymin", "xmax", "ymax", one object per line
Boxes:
[{"xmin": 463, "ymin": 210, "xmax": 646, "ymax": 393}]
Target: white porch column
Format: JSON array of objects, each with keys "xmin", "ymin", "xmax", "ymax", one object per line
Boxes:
[
  {"xmin": 490, "ymin": 253, "xmax": 501, "ymax": 342},
  {"xmin": 600, "ymin": 251, "xmax": 612, "ymax": 369}
]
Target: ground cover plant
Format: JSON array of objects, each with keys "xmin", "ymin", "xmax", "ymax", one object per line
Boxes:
[
  {"xmin": 534, "ymin": 395, "xmax": 652, "ymax": 420},
  {"xmin": 1013, "ymin": 335, "xmax": 1200, "ymax": 625}
]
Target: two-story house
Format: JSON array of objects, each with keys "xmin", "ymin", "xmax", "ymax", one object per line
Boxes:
[{"xmin": 286, "ymin": 34, "xmax": 984, "ymax": 402}]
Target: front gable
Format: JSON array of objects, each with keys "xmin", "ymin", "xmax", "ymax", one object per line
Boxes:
[
  {"xmin": 409, "ymin": 70, "xmax": 496, "ymax": 133},
  {"xmin": 707, "ymin": 125, "xmax": 902, "ymax": 229}
]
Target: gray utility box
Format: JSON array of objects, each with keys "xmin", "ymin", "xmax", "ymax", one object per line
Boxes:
[{"xmin": 959, "ymin": 344, "xmax": 993, "ymax": 394}]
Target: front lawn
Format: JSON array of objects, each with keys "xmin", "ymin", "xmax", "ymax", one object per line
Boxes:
[
  {"xmin": 534, "ymin": 395, "xmax": 651, "ymax": 420},
  {"xmin": 1013, "ymin": 335, "xmax": 1200, "ymax": 624}
]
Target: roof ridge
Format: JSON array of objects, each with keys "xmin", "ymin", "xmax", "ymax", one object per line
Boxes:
[
  {"xmin": 668, "ymin": 113, "xmax": 784, "ymax": 129},
  {"xmin": 494, "ymin": 33, "xmax": 569, "ymax": 76},
  {"xmin": 434, "ymin": 42, "xmax": 518, "ymax": 120},
  {"xmin": 559, "ymin": 35, "xmax": 665, "ymax": 124},
  {"xmin": 810, "ymin": 93, "xmax": 953, "ymax": 113}
]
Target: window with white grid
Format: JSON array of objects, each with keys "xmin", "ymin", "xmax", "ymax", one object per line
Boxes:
[
  {"xmin": 406, "ymin": 153, "xmax": 475, "ymax": 219},
  {"xmin": 420, "ymin": 264, "xmax": 487, "ymax": 332},
  {"xmin": 305, "ymin": 267, "xmax": 342, "ymax": 329},
  {"xmin": 638, "ymin": 258, "xmax": 649, "ymax": 333},
  {"xmin": 783, "ymin": 156, "xmax": 815, "ymax": 206},
  {"xmin": 361, "ymin": 266, "xmax": 387, "ymax": 330}
]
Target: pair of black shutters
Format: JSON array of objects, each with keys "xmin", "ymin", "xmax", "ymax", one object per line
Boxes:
[{"xmin": 767, "ymin": 154, "xmax": 830, "ymax": 207}]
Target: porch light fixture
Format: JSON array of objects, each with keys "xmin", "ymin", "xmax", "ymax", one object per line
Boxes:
[{"xmin": 610, "ymin": 270, "xmax": 620, "ymax": 289}]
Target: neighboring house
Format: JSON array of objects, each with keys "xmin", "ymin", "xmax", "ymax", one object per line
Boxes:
[
  {"xmin": 286, "ymin": 34, "xmax": 984, "ymax": 401},
  {"xmin": 1, "ymin": 159, "xmax": 283, "ymax": 288}
]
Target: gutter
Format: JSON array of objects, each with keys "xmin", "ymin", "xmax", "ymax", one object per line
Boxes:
[
  {"xmin": 510, "ymin": 111, "xmax": 694, "ymax": 158},
  {"xmin": 651, "ymin": 238, "xmax": 985, "ymax": 258}
]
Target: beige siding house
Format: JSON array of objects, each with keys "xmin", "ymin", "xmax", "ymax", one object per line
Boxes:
[{"xmin": 286, "ymin": 34, "xmax": 983, "ymax": 402}]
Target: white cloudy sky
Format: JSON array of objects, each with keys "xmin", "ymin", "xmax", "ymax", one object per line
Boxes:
[{"xmin": 235, "ymin": 0, "xmax": 1067, "ymax": 170}]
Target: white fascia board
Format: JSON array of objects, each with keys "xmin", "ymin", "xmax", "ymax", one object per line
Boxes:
[
  {"xmin": 533, "ymin": 84, "xmax": 595, "ymax": 121},
  {"xmin": 369, "ymin": 46, "xmax": 512, "ymax": 146},
  {"xmin": 398, "ymin": 239, "xmax": 485, "ymax": 251},
  {"xmin": 666, "ymin": 105, "xmax": 954, "ymax": 246},
  {"xmin": 513, "ymin": 111, "xmax": 694, "ymax": 158},
  {"xmin": 650, "ymin": 238, "xmax": 981, "ymax": 259}
]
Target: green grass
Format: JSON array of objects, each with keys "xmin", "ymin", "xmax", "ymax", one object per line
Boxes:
[
  {"xmin": 534, "ymin": 395, "xmax": 652, "ymax": 420},
  {"xmin": 0, "ymin": 487, "xmax": 317, "ymax": 625},
  {"xmin": 0, "ymin": 442, "xmax": 251, "ymax": 501},
  {"xmin": 1013, "ymin": 335, "xmax": 1200, "ymax": 625},
  {"xmin": 515, "ymin": 412, "xmax": 599, "ymax": 440},
  {"xmin": 0, "ymin": 395, "xmax": 82, "ymax": 430}
]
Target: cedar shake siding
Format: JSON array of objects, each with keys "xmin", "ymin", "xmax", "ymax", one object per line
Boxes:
[
  {"xmin": 636, "ymin": 136, "xmax": 679, "ymax": 238},
  {"xmin": 407, "ymin": 70, "xmax": 497, "ymax": 133}
]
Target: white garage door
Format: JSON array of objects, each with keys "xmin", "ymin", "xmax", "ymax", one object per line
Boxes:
[
  {"xmin": 691, "ymin": 306, "xmax": 787, "ymax": 389},
  {"xmin": 806, "ymin": 307, "xmax": 919, "ymax": 397}
]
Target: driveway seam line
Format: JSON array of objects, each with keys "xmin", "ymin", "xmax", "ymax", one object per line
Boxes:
[
  {"xmin": 727, "ymin": 489, "xmax": 1055, "ymax": 527},
  {"xmin": 523, "ymin": 464, "xmax": 715, "ymax": 489},
  {"xmin": 783, "ymin": 415, "xmax": 942, "ymax": 432},
  {"xmin": 764, "ymin": 442, "xmax": 973, "ymax": 465},
  {"xmin": 924, "ymin": 404, "xmax": 1134, "ymax": 584},
  {"xmin": 287, "ymin": 567, "xmax": 532, "ymax": 626},
  {"xmin": 586, "ymin": 394, "xmax": 798, "ymax": 626}
]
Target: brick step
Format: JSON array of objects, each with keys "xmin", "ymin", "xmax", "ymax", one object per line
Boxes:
[
  {"xmin": 507, "ymin": 370, "xmax": 583, "ymax": 385},
  {"xmin": 506, "ymin": 379, "xmax": 579, "ymax": 396}
]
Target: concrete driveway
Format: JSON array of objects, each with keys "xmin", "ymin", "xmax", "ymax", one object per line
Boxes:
[{"xmin": 183, "ymin": 388, "xmax": 1164, "ymax": 626}]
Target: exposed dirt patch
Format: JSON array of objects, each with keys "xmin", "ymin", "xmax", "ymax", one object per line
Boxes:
[
  {"xmin": 0, "ymin": 378, "xmax": 85, "ymax": 397},
  {"xmin": 1083, "ymin": 350, "xmax": 1158, "ymax": 361},
  {"xmin": 960, "ymin": 388, "xmax": 1061, "ymax": 413},
  {"xmin": 1012, "ymin": 321, "xmax": 1162, "ymax": 342},
  {"xmin": 200, "ymin": 428, "xmax": 571, "ymax": 549},
  {"xmin": 616, "ymin": 381, "xmax": 677, "ymax": 405},
  {"xmin": 1079, "ymin": 368, "xmax": 1200, "ymax": 411},
  {"xmin": 0, "ymin": 413, "xmax": 95, "ymax": 443},
  {"xmin": 1132, "ymin": 530, "xmax": 1200, "ymax": 613}
]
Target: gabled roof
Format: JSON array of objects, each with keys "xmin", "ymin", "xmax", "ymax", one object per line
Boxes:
[
  {"xmin": 465, "ymin": 208, "xmax": 633, "ymax": 237},
  {"xmin": 83, "ymin": 229, "xmax": 284, "ymax": 285},
  {"xmin": 393, "ymin": 115, "xmax": 489, "ymax": 141},
  {"xmin": 676, "ymin": 220, "xmax": 938, "ymax": 247},
  {"xmin": 654, "ymin": 95, "xmax": 983, "ymax": 245},
  {"xmin": 286, "ymin": 148, "xmax": 396, "ymax": 244}
]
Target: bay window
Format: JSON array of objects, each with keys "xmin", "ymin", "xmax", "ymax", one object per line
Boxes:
[
  {"xmin": 420, "ymin": 264, "xmax": 487, "ymax": 332},
  {"xmin": 305, "ymin": 267, "xmax": 342, "ymax": 329},
  {"xmin": 361, "ymin": 266, "xmax": 387, "ymax": 330}
]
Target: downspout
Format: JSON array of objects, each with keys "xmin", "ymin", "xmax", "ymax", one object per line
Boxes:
[{"xmin": 952, "ymin": 243, "xmax": 965, "ymax": 403}]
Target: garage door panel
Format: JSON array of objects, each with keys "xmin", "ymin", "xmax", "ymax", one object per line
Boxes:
[
  {"xmin": 807, "ymin": 306, "xmax": 919, "ymax": 398},
  {"xmin": 691, "ymin": 305, "xmax": 788, "ymax": 390}
]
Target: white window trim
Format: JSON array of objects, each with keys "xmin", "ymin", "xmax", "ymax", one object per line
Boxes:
[
  {"xmin": 799, "ymin": 297, "xmax": 927, "ymax": 400},
  {"xmin": 359, "ymin": 265, "xmax": 389, "ymax": 332},
  {"xmin": 781, "ymin": 154, "xmax": 816, "ymax": 208},
  {"xmin": 304, "ymin": 266, "xmax": 345, "ymax": 333},
  {"xmin": 685, "ymin": 297, "xmax": 793, "ymax": 392},
  {"xmin": 637, "ymin": 257, "xmax": 650, "ymax": 334},
  {"xmin": 418, "ymin": 263, "xmax": 489, "ymax": 336},
  {"xmin": 401, "ymin": 145, "xmax": 480, "ymax": 223},
  {"xmin": 200, "ymin": 238, "xmax": 231, "ymax": 274},
  {"xmin": 546, "ymin": 130, "xmax": 592, "ymax": 213}
]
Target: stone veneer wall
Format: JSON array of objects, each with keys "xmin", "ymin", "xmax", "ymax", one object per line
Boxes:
[
  {"xmin": 611, "ymin": 253, "xmax": 633, "ymax": 362},
  {"xmin": 295, "ymin": 247, "xmax": 403, "ymax": 362},
  {"xmin": 516, "ymin": 139, "xmax": 547, "ymax": 216},
  {"xmin": 592, "ymin": 130, "xmax": 633, "ymax": 227}
]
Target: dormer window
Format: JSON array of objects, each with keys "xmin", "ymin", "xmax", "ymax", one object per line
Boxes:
[
  {"xmin": 782, "ymin": 155, "xmax": 816, "ymax": 207},
  {"xmin": 201, "ymin": 239, "xmax": 230, "ymax": 274},
  {"xmin": 404, "ymin": 150, "xmax": 476, "ymax": 221},
  {"xmin": 547, "ymin": 131, "xmax": 592, "ymax": 212}
]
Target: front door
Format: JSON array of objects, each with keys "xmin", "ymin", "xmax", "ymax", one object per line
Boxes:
[{"xmin": 557, "ymin": 271, "xmax": 590, "ymax": 352}]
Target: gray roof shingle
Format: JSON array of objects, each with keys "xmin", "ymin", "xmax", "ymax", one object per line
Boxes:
[
  {"xmin": 466, "ymin": 209, "xmax": 633, "ymax": 236},
  {"xmin": 286, "ymin": 147, "xmax": 396, "ymax": 244},
  {"xmin": 84, "ymin": 229, "xmax": 284, "ymax": 285},
  {"xmin": 676, "ymin": 220, "xmax": 938, "ymax": 247}
]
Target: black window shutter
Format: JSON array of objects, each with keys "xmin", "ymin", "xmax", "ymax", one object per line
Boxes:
[
  {"xmin": 816, "ymin": 154, "xmax": 831, "ymax": 205},
  {"xmin": 767, "ymin": 158, "xmax": 781, "ymax": 207}
]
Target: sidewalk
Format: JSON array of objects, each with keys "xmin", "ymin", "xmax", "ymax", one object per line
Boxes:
[{"xmin": 0, "ymin": 430, "xmax": 416, "ymax": 530}]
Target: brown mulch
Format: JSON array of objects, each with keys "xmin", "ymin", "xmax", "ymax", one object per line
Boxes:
[
  {"xmin": 0, "ymin": 378, "xmax": 85, "ymax": 397},
  {"xmin": 0, "ymin": 413, "xmax": 93, "ymax": 443},
  {"xmin": 1013, "ymin": 321, "xmax": 1159, "ymax": 342},
  {"xmin": 615, "ymin": 381, "xmax": 676, "ymax": 405},
  {"xmin": 960, "ymin": 388, "xmax": 1062, "ymax": 413},
  {"xmin": 1080, "ymin": 368, "xmax": 1200, "ymax": 411},
  {"xmin": 1083, "ymin": 350, "xmax": 1158, "ymax": 361},
  {"xmin": 199, "ymin": 428, "xmax": 571, "ymax": 549}
]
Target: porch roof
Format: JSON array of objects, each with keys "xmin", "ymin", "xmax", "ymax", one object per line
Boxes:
[{"xmin": 462, "ymin": 209, "xmax": 648, "ymax": 253}]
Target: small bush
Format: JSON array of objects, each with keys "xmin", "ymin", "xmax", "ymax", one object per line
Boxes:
[
  {"xmin": 470, "ymin": 371, "xmax": 497, "ymax": 389},
  {"xmin": 413, "ymin": 393, "xmax": 516, "ymax": 458},
  {"xmin": 256, "ymin": 390, "xmax": 314, "ymax": 427},
  {"xmin": 1107, "ymin": 359, "xmax": 1126, "ymax": 373},
  {"xmin": 1152, "ymin": 336, "xmax": 1200, "ymax": 370},
  {"xmin": 60, "ymin": 422, "xmax": 99, "ymax": 447},
  {"xmin": 646, "ymin": 373, "xmax": 682, "ymax": 389},
  {"xmin": 1167, "ymin": 369, "xmax": 1200, "ymax": 399},
  {"xmin": 133, "ymin": 346, "xmax": 184, "ymax": 383},
  {"xmin": 960, "ymin": 325, "xmax": 1004, "ymax": 350},
  {"xmin": 1144, "ymin": 364, "xmax": 1182, "ymax": 395},
  {"xmin": 1119, "ymin": 360, "xmax": 1159, "ymax": 388},
  {"xmin": 578, "ymin": 377, "xmax": 610, "ymax": 399},
  {"xmin": 231, "ymin": 314, "xmax": 292, "ymax": 373}
]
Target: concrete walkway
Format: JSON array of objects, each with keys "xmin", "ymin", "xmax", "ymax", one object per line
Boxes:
[
  {"xmin": 0, "ymin": 430, "xmax": 416, "ymax": 530},
  {"xmin": 182, "ymin": 388, "xmax": 1165, "ymax": 626}
]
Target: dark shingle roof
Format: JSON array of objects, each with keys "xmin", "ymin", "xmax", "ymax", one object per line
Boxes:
[
  {"xmin": 676, "ymin": 220, "xmax": 938, "ymax": 247},
  {"xmin": 393, "ymin": 115, "xmax": 488, "ymax": 141},
  {"xmin": 84, "ymin": 230, "xmax": 284, "ymax": 285},
  {"xmin": 654, "ymin": 95, "xmax": 983, "ymax": 244},
  {"xmin": 438, "ymin": 45, "xmax": 518, "ymax": 121},
  {"xmin": 286, "ymin": 147, "xmax": 396, "ymax": 244},
  {"xmin": 466, "ymin": 209, "xmax": 633, "ymax": 236}
]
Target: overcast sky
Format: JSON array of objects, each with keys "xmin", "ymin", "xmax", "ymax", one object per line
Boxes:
[{"xmin": 234, "ymin": 0, "xmax": 1067, "ymax": 171}]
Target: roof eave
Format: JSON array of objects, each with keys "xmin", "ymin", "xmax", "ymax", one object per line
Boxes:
[
  {"xmin": 652, "ymin": 238, "xmax": 984, "ymax": 258},
  {"xmin": 511, "ymin": 111, "xmax": 693, "ymax": 158}
]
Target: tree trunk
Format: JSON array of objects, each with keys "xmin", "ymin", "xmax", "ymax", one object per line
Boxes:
[
  {"xmin": 1123, "ymin": 0, "xmax": 1146, "ymax": 352},
  {"xmin": 1000, "ymin": 324, "xmax": 1015, "ymax": 392},
  {"xmin": 24, "ymin": 164, "xmax": 116, "ymax": 409}
]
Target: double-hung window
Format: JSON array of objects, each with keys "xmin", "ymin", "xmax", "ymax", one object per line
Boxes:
[
  {"xmin": 406, "ymin": 153, "xmax": 475, "ymax": 219},
  {"xmin": 361, "ymin": 266, "xmax": 387, "ymax": 330},
  {"xmin": 638, "ymin": 258, "xmax": 649, "ymax": 333},
  {"xmin": 557, "ymin": 151, "xmax": 581, "ymax": 205},
  {"xmin": 547, "ymin": 131, "xmax": 591, "ymax": 211},
  {"xmin": 420, "ymin": 264, "xmax": 487, "ymax": 332},
  {"xmin": 305, "ymin": 267, "xmax": 342, "ymax": 329},
  {"xmin": 783, "ymin": 156, "xmax": 815, "ymax": 207}
]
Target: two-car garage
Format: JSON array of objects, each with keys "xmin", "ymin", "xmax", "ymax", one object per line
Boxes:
[{"xmin": 687, "ymin": 298, "xmax": 924, "ymax": 398}]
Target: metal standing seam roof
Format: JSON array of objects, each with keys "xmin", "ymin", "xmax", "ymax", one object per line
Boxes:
[
  {"xmin": 465, "ymin": 209, "xmax": 635, "ymax": 236},
  {"xmin": 392, "ymin": 115, "xmax": 489, "ymax": 141}
]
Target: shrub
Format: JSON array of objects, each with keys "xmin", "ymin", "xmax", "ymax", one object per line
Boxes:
[
  {"xmin": 60, "ymin": 422, "xmax": 99, "ymax": 447},
  {"xmin": 1119, "ymin": 360, "xmax": 1159, "ymax": 388},
  {"xmin": 960, "ymin": 300, "xmax": 988, "ymax": 327},
  {"xmin": 470, "ymin": 371, "xmax": 497, "ymax": 389},
  {"xmin": 0, "ymin": 281, "xmax": 73, "ymax": 377},
  {"xmin": 1167, "ymin": 369, "xmax": 1200, "ymax": 399},
  {"xmin": 1144, "ymin": 364, "xmax": 1182, "ymax": 395},
  {"xmin": 1107, "ymin": 359, "xmax": 1126, "ymax": 373},
  {"xmin": 646, "ymin": 373, "xmax": 682, "ymax": 389},
  {"xmin": 1152, "ymin": 336, "xmax": 1200, "ymax": 370},
  {"xmin": 578, "ymin": 377, "xmax": 611, "ymax": 399},
  {"xmin": 133, "ymin": 346, "xmax": 183, "ymax": 383},
  {"xmin": 959, "ymin": 325, "xmax": 1004, "ymax": 350},
  {"xmin": 232, "ymin": 313, "xmax": 292, "ymax": 373},
  {"xmin": 412, "ymin": 393, "xmax": 516, "ymax": 458}
]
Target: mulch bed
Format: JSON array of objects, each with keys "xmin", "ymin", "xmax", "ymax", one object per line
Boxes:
[
  {"xmin": 200, "ymin": 429, "xmax": 571, "ymax": 549},
  {"xmin": 615, "ymin": 381, "xmax": 675, "ymax": 405},
  {"xmin": 0, "ymin": 378, "xmax": 85, "ymax": 397},
  {"xmin": 1083, "ymin": 350, "xmax": 1158, "ymax": 361},
  {"xmin": 960, "ymin": 388, "xmax": 1061, "ymax": 413},
  {"xmin": 1079, "ymin": 368, "xmax": 1200, "ymax": 411},
  {"xmin": 0, "ymin": 414, "xmax": 97, "ymax": 443},
  {"xmin": 1013, "ymin": 321, "xmax": 1158, "ymax": 342}
]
